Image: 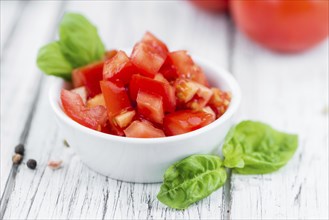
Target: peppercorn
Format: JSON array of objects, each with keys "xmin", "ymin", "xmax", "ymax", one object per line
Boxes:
[
  {"xmin": 12, "ymin": 154, "xmax": 23, "ymax": 165},
  {"xmin": 14, "ymin": 144, "xmax": 25, "ymax": 155},
  {"xmin": 27, "ymin": 159, "xmax": 37, "ymax": 169}
]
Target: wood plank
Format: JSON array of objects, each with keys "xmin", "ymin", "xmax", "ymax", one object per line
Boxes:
[
  {"xmin": 0, "ymin": 0, "xmax": 25, "ymax": 55},
  {"xmin": 228, "ymin": 32, "xmax": 329, "ymax": 219},
  {"xmin": 2, "ymin": 1, "xmax": 232, "ymax": 219},
  {"xmin": 0, "ymin": 0, "xmax": 65, "ymax": 205}
]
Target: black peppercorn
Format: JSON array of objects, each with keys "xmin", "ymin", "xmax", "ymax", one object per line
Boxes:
[
  {"xmin": 14, "ymin": 144, "xmax": 25, "ymax": 155},
  {"xmin": 27, "ymin": 159, "xmax": 37, "ymax": 170}
]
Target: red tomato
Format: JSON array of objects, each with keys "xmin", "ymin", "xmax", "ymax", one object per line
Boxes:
[
  {"xmin": 104, "ymin": 50, "xmax": 118, "ymax": 60},
  {"xmin": 103, "ymin": 51, "xmax": 136, "ymax": 84},
  {"xmin": 61, "ymin": 89, "xmax": 107, "ymax": 131},
  {"xmin": 230, "ymin": 0, "xmax": 329, "ymax": 52},
  {"xmin": 190, "ymin": 0, "xmax": 228, "ymax": 12},
  {"xmin": 100, "ymin": 80, "xmax": 131, "ymax": 118},
  {"xmin": 159, "ymin": 56, "xmax": 179, "ymax": 81},
  {"xmin": 163, "ymin": 110, "xmax": 215, "ymax": 136},
  {"xmin": 124, "ymin": 120, "xmax": 165, "ymax": 138},
  {"xmin": 208, "ymin": 88, "xmax": 231, "ymax": 118},
  {"xmin": 129, "ymin": 75, "xmax": 176, "ymax": 112},
  {"xmin": 142, "ymin": 32, "xmax": 169, "ymax": 56},
  {"xmin": 113, "ymin": 110, "xmax": 136, "ymax": 128},
  {"xmin": 169, "ymin": 51, "xmax": 209, "ymax": 86},
  {"xmin": 137, "ymin": 90, "xmax": 164, "ymax": 124},
  {"xmin": 72, "ymin": 61, "xmax": 104, "ymax": 98},
  {"xmin": 131, "ymin": 42, "xmax": 167, "ymax": 78}
]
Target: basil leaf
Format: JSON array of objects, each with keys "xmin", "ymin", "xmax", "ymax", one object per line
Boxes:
[
  {"xmin": 223, "ymin": 121, "xmax": 298, "ymax": 174},
  {"xmin": 59, "ymin": 13, "xmax": 105, "ymax": 68},
  {"xmin": 36, "ymin": 41, "xmax": 72, "ymax": 80},
  {"xmin": 157, "ymin": 155, "xmax": 227, "ymax": 210}
]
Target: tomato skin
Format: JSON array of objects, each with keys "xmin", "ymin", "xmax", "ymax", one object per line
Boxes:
[
  {"xmin": 159, "ymin": 56, "xmax": 179, "ymax": 81},
  {"xmin": 124, "ymin": 120, "xmax": 165, "ymax": 138},
  {"xmin": 131, "ymin": 42, "xmax": 166, "ymax": 78},
  {"xmin": 103, "ymin": 51, "xmax": 136, "ymax": 84},
  {"xmin": 61, "ymin": 89, "xmax": 107, "ymax": 131},
  {"xmin": 104, "ymin": 50, "xmax": 118, "ymax": 60},
  {"xmin": 163, "ymin": 110, "xmax": 215, "ymax": 136},
  {"xmin": 72, "ymin": 61, "xmax": 104, "ymax": 98},
  {"xmin": 231, "ymin": 0, "xmax": 329, "ymax": 52},
  {"xmin": 190, "ymin": 0, "xmax": 228, "ymax": 12},
  {"xmin": 208, "ymin": 88, "xmax": 231, "ymax": 118},
  {"xmin": 129, "ymin": 75, "xmax": 176, "ymax": 113},
  {"xmin": 100, "ymin": 80, "xmax": 131, "ymax": 118},
  {"xmin": 142, "ymin": 32, "xmax": 169, "ymax": 56},
  {"xmin": 169, "ymin": 51, "xmax": 209, "ymax": 86},
  {"xmin": 137, "ymin": 90, "xmax": 164, "ymax": 124}
]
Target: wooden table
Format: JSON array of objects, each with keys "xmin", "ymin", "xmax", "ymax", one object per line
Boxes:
[{"xmin": 1, "ymin": 1, "xmax": 328, "ymax": 219}]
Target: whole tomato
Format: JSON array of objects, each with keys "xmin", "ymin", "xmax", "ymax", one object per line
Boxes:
[
  {"xmin": 190, "ymin": 0, "xmax": 229, "ymax": 12},
  {"xmin": 230, "ymin": 0, "xmax": 329, "ymax": 52}
]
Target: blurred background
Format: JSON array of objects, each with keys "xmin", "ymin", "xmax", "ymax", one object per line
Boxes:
[{"xmin": 1, "ymin": 1, "xmax": 328, "ymax": 219}]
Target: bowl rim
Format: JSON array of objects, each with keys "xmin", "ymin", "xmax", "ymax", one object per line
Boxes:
[{"xmin": 49, "ymin": 56, "xmax": 241, "ymax": 144}]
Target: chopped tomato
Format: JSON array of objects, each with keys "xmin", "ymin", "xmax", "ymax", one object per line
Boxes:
[
  {"xmin": 175, "ymin": 79, "xmax": 199, "ymax": 104},
  {"xmin": 61, "ymin": 89, "xmax": 107, "ymax": 131},
  {"xmin": 114, "ymin": 110, "xmax": 136, "ymax": 128},
  {"xmin": 71, "ymin": 86, "xmax": 87, "ymax": 104},
  {"xmin": 159, "ymin": 56, "xmax": 178, "ymax": 81},
  {"xmin": 137, "ymin": 90, "xmax": 164, "ymax": 124},
  {"xmin": 103, "ymin": 51, "xmax": 136, "ymax": 84},
  {"xmin": 202, "ymin": 106, "xmax": 216, "ymax": 121},
  {"xmin": 208, "ymin": 88, "xmax": 231, "ymax": 118},
  {"xmin": 131, "ymin": 42, "xmax": 167, "ymax": 78},
  {"xmin": 124, "ymin": 120, "xmax": 165, "ymax": 138},
  {"xmin": 72, "ymin": 61, "xmax": 104, "ymax": 98},
  {"xmin": 104, "ymin": 50, "xmax": 118, "ymax": 60},
  {"xmin": 87, "ymin": 93, "xmax": 106, "ymax": 108},
  {"xmin": 100, "ymin": 80, "xmax": 131, "ymax": 118},
  {"xmin": 101, "ymin": 121, "xmax": 125, "ymax": 136},
  {"xmin": 141, "ymin": 32, "xmax": 169, "ymax": 57},
  {"xmin": 154, "ymin": 73, "xmax": 170, "ymax": 84},
  {"xmin": 163, "ymin": 110, "xmax": 215, "ymax": 136},
  {"xmin": 129, "ymin": 74, "xmax": 176, "ymax": 112},
  {"xmin": 186, "ymin": 83, "xmax": 213, "ymax": 110},
  {"xmin": 169, "ymin": 51, "xmax": 209, "ymax": 86}
]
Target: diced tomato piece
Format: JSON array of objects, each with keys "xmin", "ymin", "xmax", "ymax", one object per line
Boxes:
[
  {"xmin": 87, "ymin": 94, "xmax": 106, "ymax": 108},
  {"xmin": 114, "ymin": 110, "xmax": 136, "ymax": 128},
  {"xmin": 208, "ymin": 88, "xmax": 231, "ymax": 118},
  {"xmin": 137, "ymin": 90, "xmax": 164, "ymax": 124},
  {"xmin": 169, "ymin": 51, "xmax": 209, "ymax": 86},
  {"xmin": 104, "ymin": 50, "xmax": 118, "ymax": 60},
  {"xmin": 163, "ymin": 110, "xmax": 215, "ymax": 136},
  {"xmin": 159, "ymin": 56, "xmax": 178, "ymax": 81},
  {"xmin": 103, "ymin": 51, "xmax": 136, "ymax": 84},
  {"xmin": 100, "ymin": 80, "xmax": 131, "ymax": 119},
  {"xmin": 131, "ymin": 42, "xmax": 167, "ymax": 78},
  {"xmin": 72, "ymin": 61, "xmax": 104, "ymax": 98},
  {"xmin": 154, "ymin": 73, "xmax": 170, "ymax": 84},
  {"xmin": 101, "ymin": 121, "xmax": 125, "ymax": 136},
  {"xmin": 129, "ymin": 75, "xmax": 176, "ymax": 112},
  {"xmin": 175, "ymin": 79, "xmax": 199, "ymax": 104},
  {"xmin": 202, "ymin": 106, "xmax": 216, "ymax": 121},
  {"xmin": 61, "ymin": 89, "xmax": 107, "ymax": 131},
  {"xmin": 71, "ymin": 86, "xmax": 87, "ymax": 104},
  {"xmin": 141, "ymin": 32, "xmax": 169, "ymax": 56},
  {"xmin": 186, "ymin": 83, "xmax": 214, "ymax": 110},
  {"xmin": 124, "ymin": 120, "xmax": 165, "ymax": 138}
]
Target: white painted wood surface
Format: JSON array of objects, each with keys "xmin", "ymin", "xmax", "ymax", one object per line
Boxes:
[{"xmin": 1, "ymin": 1, "xmax": 328, "ymax": 219}]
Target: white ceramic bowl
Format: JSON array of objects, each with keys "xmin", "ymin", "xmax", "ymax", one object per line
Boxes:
[{"xmin": 49, "ymin": 57, "xmax": 241, "ymax": 183}]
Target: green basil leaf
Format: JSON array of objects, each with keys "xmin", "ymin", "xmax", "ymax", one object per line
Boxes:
[
  {"xmin": 36, "ymin": 41, "xmax": 72, "ymax": 80},
  {"xmin": 157, "ymin": 155, "xmax": 227, "ymax": 210},
  {"xmin": 223, "ymin": 121, "xmax": 298, "ymax": 174},
  {"xmin": 59, "ymin": 13, "xmax": 105, "ymax": 68}
]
